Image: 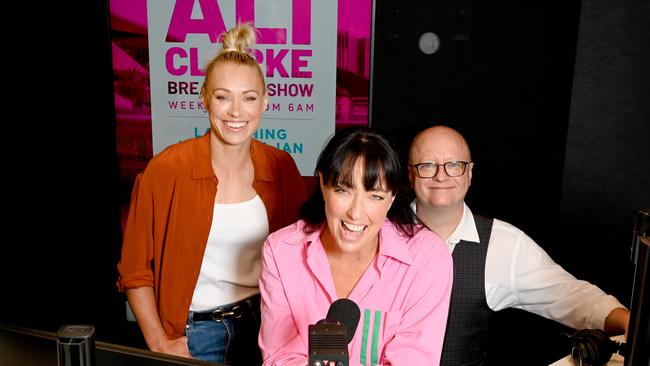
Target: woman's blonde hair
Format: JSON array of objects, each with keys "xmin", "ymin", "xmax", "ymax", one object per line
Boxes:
[{"xmin": 201, "ymin": 23, "xmax": 266, "ymax": 99}]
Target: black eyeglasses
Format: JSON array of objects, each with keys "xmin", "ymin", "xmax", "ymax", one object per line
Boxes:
[{"xmin": 411, "ymin": 161, "xmax": 471, "ymax": 178}]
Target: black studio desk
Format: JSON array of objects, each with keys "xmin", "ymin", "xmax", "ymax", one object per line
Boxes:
[{"xmin": 0, "ymin": 324, "xmax": 221, "ymax": 366}]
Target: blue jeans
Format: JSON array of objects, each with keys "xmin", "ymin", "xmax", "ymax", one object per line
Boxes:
[
  {"xmin": 185, "ymin": 315, "xmax": 230, "ymax": 364},
  {"xmin": 186, "ymin": 295, "xmax": 262, "ymax": 365}
]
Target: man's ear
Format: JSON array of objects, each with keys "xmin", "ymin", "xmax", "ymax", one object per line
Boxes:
[{"xmin": 468, "ymin": 162, "xmax": 474, "ymax": 186}]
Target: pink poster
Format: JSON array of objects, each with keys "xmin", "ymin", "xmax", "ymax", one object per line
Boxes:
[{"xmin": 110, "ymin": 0, "xmax": 372, "ymax": 219}]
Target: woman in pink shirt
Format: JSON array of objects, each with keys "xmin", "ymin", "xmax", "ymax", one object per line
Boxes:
[{"xmin": 259, "ymin": 128, "xmax": 453, "ymax": 365}]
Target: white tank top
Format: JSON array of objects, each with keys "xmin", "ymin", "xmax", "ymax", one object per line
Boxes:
[{"xmin": 190, "ymin": 194, "xmax": 269, "ymax": 311}]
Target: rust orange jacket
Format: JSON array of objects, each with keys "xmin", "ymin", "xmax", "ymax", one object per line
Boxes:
[{"xmin": 116, "ymin": 133, "xmax": 307, "ymax": 339}]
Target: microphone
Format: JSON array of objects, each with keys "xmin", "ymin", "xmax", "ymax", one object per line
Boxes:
[
  {"xmin": 326, "ymin": 298, "xmax": 361, "ymax": 344},
  {"xmin": 309, "ymin": 299, "xmax": 361, "ymax": 366}
]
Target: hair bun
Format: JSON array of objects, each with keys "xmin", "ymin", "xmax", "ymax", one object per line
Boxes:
[{"xmin": 220, "ymin": 23, "xmax": 257, "ymax": 57}]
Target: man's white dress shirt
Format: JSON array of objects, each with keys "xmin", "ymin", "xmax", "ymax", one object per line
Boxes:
[{"xmin": 419, "ymin": 202, "xmax": 625, "ymax": 330}]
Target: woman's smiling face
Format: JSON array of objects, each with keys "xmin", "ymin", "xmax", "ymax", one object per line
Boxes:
[
  {"xmin": 321, "ymin": 158, "xmax": 395, "ymax": 255},
  {"xmin": 202, "ymin": 62, "xmax": 268, "ymax": 146}
]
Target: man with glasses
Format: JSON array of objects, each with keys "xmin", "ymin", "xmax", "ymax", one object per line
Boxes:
[{"xmin": 408, "ymin": 125, "xmax": 629, "ymax": 366}]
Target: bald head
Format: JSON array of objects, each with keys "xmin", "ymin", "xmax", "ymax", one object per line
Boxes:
[
  {"xmin": 409, "ymin": 125, "xmax": 473, "ymax": 218},
  {"xmin": 410, "ymin": 125, "xmax": 471, "ymax": 164}
]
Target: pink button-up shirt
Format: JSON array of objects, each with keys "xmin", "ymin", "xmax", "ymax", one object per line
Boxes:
[{"xmin": 259, "ymin": 219, "xmax": 453, "ymax": 366}]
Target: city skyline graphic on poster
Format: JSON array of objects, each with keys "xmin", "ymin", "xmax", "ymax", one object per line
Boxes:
[{"xmin": 110, "ymin": 0, "xmax": 372, "ymax": 216}]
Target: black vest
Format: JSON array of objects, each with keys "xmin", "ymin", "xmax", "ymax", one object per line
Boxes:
[{"xmin": 440, "ymin": 215, "xmax": 495, "ymax": 366}]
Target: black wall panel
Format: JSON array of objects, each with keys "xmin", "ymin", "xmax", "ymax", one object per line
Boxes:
[
  {"xmin": 3, "ymin": 0, "xmax": 126, "ymax": 344},
  {"xmin": 557, "ymin": 0, "xmax": 650, "ymax": 307},
  {"xmin": 372, "ymin": 0, "xmax": 580, "ymax": 248},
  {"xmin": 372, "ymin": 0, "xmax": 649, "ymax": 364}
]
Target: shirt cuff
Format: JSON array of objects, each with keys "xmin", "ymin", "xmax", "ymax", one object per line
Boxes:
[{"xmin": 590, "ymin": 295, "xmax": 627, "ymax": 329}]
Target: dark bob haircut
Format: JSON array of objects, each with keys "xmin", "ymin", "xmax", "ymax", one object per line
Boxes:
[{"xmin": 299, "ymin": 127, "xmax": 420, "ymax": 237}]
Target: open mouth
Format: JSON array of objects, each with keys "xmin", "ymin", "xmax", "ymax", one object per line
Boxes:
[
  {"xmin": 341, "ymin": 221, "xmax": 367, "ymax": 235},
  {"xmin": 223, "ymin": 120, "xmax": 247, "ymax": 130}
]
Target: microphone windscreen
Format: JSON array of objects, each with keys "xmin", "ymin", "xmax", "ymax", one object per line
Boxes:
[{"xmin": 326, "ymin": 298, "xmax": 361, "ymax": 344}]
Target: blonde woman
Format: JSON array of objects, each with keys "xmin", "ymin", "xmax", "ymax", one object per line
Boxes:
[{"xmin": 117, "ymin": 24, "xmax": 306, "ymax": 365}]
